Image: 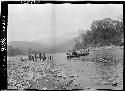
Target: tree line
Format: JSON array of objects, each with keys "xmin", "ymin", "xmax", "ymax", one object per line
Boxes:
[{"xmin": 74, "ymin": 17, "xmax": 124, "ymax": 50}]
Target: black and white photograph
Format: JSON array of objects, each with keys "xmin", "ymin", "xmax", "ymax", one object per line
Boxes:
[{"xmin": 7, "ymin": 3, "xmax": 123, "ymax": 90}]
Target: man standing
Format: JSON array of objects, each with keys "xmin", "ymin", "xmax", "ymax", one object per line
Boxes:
[
  {"xmin": 42, "ymin": 53, "xmax": 46, "ymax": 61},
  {"xmin": 72, "ymin": 50, "xmax": 77, "ymax": 57}
]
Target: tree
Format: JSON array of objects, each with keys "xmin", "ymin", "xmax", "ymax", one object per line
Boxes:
[
  {"xmin": 90, "ymin": 18, "xmax": 123, "ymax": 46},
  {"xmin": 74, "ymin": 17, "xmax": 124, "ymax": 50}
]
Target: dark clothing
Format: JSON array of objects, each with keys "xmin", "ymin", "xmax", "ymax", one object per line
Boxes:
[
  {"xmin": 72, "ymin": 51, "xmax": 77, "ymax": 56},
  {"xmin": 42, "ymin": 53, "xmax": 46, "ymax": 61}
]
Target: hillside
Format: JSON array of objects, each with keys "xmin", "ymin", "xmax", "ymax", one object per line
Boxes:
[
  {"xmin": 7, "ymin": 41, "xmax": 49, "ymax": 53},
  {"xmin": 7, "ymin": 37, "xmax": 76, "ymax": 54}
]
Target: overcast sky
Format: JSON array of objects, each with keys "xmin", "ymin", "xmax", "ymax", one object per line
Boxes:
[{"xmin": 7, "ymin": 4, "xmax": 123, "ymax": 42}]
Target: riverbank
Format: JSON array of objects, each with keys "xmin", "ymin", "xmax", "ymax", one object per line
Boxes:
[{"xmin": 7, "ymin": 46, "xmax": 123, "ymax": 90}]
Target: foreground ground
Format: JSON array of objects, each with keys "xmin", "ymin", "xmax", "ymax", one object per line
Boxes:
[{"xmin": 7, "ymin": 47, "xmax": 123, "ymax": 90}]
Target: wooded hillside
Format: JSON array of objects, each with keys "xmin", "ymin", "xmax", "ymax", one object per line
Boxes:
[{"xmin": 74, "ymin": 17, "xmax": 124, "ymax": 50}]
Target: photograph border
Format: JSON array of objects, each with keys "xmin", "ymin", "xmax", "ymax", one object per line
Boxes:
[{"xmin": 1, "ymin": 0, "xmax": 124, "ymax": 90}]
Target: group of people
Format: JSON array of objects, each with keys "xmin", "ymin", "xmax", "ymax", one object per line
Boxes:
[
  {"xmin": 67, "ymin": 50, "xmax": 77, "ymax": 57},
  {"xmin": 28, "ymin": 53, "xmax": 53, "ymax": 61},
  {"xmin": 66, "ymin": 48, "xmax": 90, "ymax": 59}
]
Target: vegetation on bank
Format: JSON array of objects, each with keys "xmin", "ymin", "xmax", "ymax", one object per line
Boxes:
[{"xmin": 74, "ymin": 17, "xmax": 124, "ymax": 50}]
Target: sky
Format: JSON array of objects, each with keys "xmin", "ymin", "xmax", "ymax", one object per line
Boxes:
[{"xmin": 7, "ymin": 4, "xmax": 123, "ymax": 42}]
